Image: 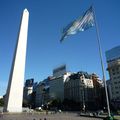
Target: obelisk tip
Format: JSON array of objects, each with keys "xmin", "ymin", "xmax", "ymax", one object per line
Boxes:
[{"xmin": 24, "ymin": 8, "xmax": 28, "ymax": 13}]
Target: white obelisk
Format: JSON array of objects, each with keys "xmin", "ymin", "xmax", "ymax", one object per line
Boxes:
[{"xmin": 4, "ymin": 9, "xmax": 29, "ymax": 113}]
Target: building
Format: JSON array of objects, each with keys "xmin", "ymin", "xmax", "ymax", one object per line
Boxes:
[
  {"xmin": 106, "ymin": 46, "xmax": 120, "ymax": 108},
  {"xmin": 106, "ymin": 46, "xmax": 120, "ymax": 62},
  {"xmin": 49, "ymin": 72, "xmax": 71, "ymax": 102},
  {"xmin": 91, "ymin": 73, "xmax": 105, "ymax": 110},
  {"xmin": 48, "ymin": 65, "xmax": 71, "ymax": 102},
  {"xmin": 23, "ymin": 79, "xmax": 34, "ymax": 107},
  {"xmin": 64, "ymin": 71, "xmax": 94, "ymax": 110},
  {"xmin": 35, "ymin": 82, "xmax": 45, "ymax": 107},
  {"xmin": 106, "ymin": 80, "xmax": 112, "ymax": 101},
  {"xmin": 35, "ymin": 77, "xmax": 50, "ymax": 107},
  {"xmin": 53, "ymin": 65, "xmax": 67, "ymax": 77}
]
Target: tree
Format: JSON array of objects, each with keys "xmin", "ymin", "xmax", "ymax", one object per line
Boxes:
[
  {"xmin": 0, "ymin": 98, "xmax": 4, "ymax": 106},
  {"xmin": 23, "ymin": 99, "xmax": 29, "ymax": 107},
  {"xmin": 49, "ymin": 98, "xmax": 62, "ymax": 109}
]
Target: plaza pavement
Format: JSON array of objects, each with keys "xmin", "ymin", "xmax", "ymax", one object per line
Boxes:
[{"xmin": 0, "ymin": 112, "xmax": 103, "ymax": 120}]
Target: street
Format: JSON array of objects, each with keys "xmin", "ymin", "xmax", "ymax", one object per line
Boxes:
[{"xmin": 0, "ymin": 112, "xmax": 103, "ymax": 120}]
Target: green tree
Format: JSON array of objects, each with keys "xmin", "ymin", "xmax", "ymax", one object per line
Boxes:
[{"xmin": 0, "ymin": 98, "xmax": 4, "ymax": 106}]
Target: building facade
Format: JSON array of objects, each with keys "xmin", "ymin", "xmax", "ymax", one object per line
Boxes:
[
  {"xmin": 49, "ymin": 72, "xmax": 71, "ymax": 102},
  {"xmin": 23, "ymin": 65, "xmax": 104, "ymax": 110},
  {"xmin": 91, "ymin": 73, "xmax": 105, "ymax": 109},
  {"xmin": 64, "ymin": 72, "xmax": 94, "ymax": 110},
  {"xmin": 35, "ymin": 83, "xmax": 45, "ymax": 107},
  {"xmin": 34, "ymin": 77, "xmax": 50, "ymax": 107},
  {"xmin": 23, "ymin": 78, "xmax": 34, "ymax": 102},
  {"xmin": 53, "ymin": 65, "xmax": 67, "ymax": 77},
  {"xmin": 106, "ymin": 46, "xmax": 120, "ymax": 108},
  {"xmin": 23, "ymin": 79, "xmax": 34, "ymax": 107},
  {"xmin": 106, "ymin": 80, "xmax": 112, "ymax": 101}
]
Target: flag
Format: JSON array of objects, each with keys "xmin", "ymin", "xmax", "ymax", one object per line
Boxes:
[{"xmin": 60, "ymin": 6, "xmax": 94, "ymax": 42}]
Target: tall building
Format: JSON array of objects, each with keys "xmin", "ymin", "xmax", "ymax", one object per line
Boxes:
[
  {"xmin": 35, "ymin": 82, "xmax": 45, "ymax": 107},
  {"xmin": 49, "ymin": 72, "xmax": 71, "ymax": 102},
  {"xmin": 35, "ymin": 77, "xmax": 50, "ymax": 107},
  {"xmin": 49, "ymin": 65, "xmax": 71, "ymax": 102},
  {"xmin": 25, "ymin": 79, "xmax": 34, "ymax": 87},
  {"xmin": 106, "ymin": 80, "xmax": 112, "ymax": 101},
  {"xmin": 23, "ymin": 79, "xmax": 34, "ymax": 106},
  {"xmin": 106, "ymin": 46, "xmax": 120, "ymax": 108},
  {"xmin": 53, "ymin": 65, "xmax": 67, "ymax": 77},
  {"xmin": 64, "ymin": 71, "xmax": 94, "ymax": 110},
  {"xmin": 91, "ymin": 73, "xmax": 105, "ymax": 109}
]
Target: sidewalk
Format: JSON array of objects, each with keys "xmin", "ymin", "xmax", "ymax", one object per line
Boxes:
[{"xmin": 79, "ymin": 112, "xmax": 107, "ymax": 119}]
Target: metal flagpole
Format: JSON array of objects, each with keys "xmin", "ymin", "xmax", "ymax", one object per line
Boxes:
[{"xmin": 92, "ymin": 6, "xmax": 111, "ymax": 117}]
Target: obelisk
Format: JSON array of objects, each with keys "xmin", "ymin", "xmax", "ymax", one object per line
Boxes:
[{"xmin": 4, "ymin": 9, "xmax": 29, "ymax": 113}]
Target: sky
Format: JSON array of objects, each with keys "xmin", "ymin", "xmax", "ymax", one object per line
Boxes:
[{"xmin": 0, "ymin": 0, "xmax": 120, "ymax": 96}]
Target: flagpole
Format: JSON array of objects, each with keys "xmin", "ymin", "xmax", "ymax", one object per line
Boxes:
[{"xmin": 92, "ymin": 6, "xmax": 111, "ymax": 117}]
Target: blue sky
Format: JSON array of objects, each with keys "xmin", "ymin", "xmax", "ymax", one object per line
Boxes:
[{"xmin": 0, "ymin": 0, "xmax": 120, "ymax": 96}]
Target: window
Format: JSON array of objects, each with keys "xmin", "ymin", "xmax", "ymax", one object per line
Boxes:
[
  {"xmin": 112, "ymin": 69, "xmax": 115, "ymax": 72},
  {"xmin": 115, "ymin": 86, "xmax": 118, "ymax": 89},
  {"xmin": 117, "ymin": 72, "xmax": 119, "ymax": 74},
  {"xmin": 116, "ymin": 67, "xmax": 119, "ymax": 71},
  {"xmin": 114, "ymin": 82, "xmax": 117, "ymax": 84},
  {"xmin": 113, "ymin": 73, "xmax": 115, "ymax": 75},
  {"xmin": 116, "ymin": 97, "xmax": 119, "ymax": 100}
]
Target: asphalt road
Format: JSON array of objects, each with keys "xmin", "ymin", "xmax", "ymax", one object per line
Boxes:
[{"xmin": 0, "ymin": 112, "xmax": 103, "ymax": 120}]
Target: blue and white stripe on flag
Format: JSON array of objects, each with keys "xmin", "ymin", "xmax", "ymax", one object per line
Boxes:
[{"xmin": 60, "ymin": 6, "xmax": 94, "ymax": 42}]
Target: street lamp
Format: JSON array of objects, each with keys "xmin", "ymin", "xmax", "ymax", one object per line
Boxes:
[
  {"xmin": 82, "ymin": 84, "xmax": 85, "ymax": 112},
  {"xmin": 81, "ymin": 75, "xmax": 86, "ymax": 112}
]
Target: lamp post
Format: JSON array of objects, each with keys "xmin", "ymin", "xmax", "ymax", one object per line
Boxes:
[
  {"xmin": 82, "ymin": 85, "xmax": 85, "ymax": 112},
  {"xmin": 81, "ymin": 75, "xmax": 85, "ymax": 112}
]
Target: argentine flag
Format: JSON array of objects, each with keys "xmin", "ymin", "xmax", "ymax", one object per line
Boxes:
[{"xmin": 60, "ymin": 6, "xmax": 94, "ymax": 42}]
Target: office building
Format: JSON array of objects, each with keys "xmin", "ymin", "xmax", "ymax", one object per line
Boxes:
[
  {"xmin": 49, "ymin": 65, "xmax": 71, "ymax": 102},
  {"xmin": 106, "ymin": 46, "xmax": 120, "ymax": 108},
  {"xmin": 49, "ymin": 72, "xmax": 71, "ymax": 102},
  {"xmin": 64, "ymin": 71, "xmax": 94, "ymax": 110},
  {"xmin": 23, "ymin": 79, "xmax": 34, "ymax": 107},
  {"xmin": 35, "ymin": 77, "xmax": 50, "ymax": 107}
]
